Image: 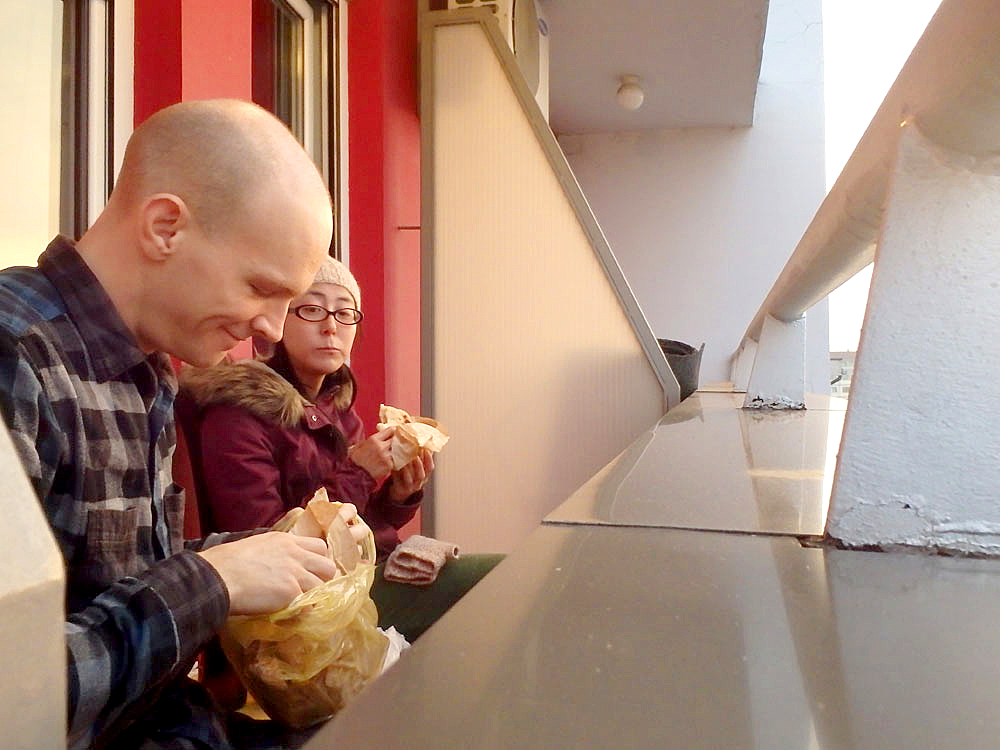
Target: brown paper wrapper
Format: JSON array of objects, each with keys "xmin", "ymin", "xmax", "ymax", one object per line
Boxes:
[{"xmin": 376, "ymin": 404, "xmax": 450, "ymax": 470}]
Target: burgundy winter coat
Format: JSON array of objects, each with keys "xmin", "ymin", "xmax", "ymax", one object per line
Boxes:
[{"xmin": 183, "ymin": 360, "xmax": 419, "ymax": 557}]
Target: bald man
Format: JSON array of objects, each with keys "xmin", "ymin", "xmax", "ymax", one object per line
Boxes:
[{"xmin": 0, "ymin": 100, "xmax": 340, "ymax": 749}]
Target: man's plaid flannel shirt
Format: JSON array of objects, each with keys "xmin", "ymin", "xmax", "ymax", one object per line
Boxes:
[{"xmin": 0, "ymin": 237, "xmax": 256, "ymax": 749}]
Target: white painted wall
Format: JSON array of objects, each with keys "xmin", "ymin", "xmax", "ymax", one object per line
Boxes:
[
  {"xmin": 0, "ymin": 10, "xmax": 66, "ymax": 744},
  {"xmin": 1, "ymin": 0, "xmax": 63, "ymax": 269},
  {"xmin": 427, "ymin": 21, "xmax": 666, "ymax": 552},
  {"xmin": 558, "ymin": 0, "xmax": 829, "ymax": 393}
]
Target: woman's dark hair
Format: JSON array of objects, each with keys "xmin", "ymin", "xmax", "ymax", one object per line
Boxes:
[{"xmin": 263, "ymin": 340, "xmax": 357, "ymax": 411}]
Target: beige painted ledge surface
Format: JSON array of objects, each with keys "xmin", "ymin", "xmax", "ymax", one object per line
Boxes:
[
  {"xmin": 304, "ymin": 388, "xmax": 1000, "ymax": 749},
  {"xmin": 309, "ymin": 523, "xmax": 1000, "ymax": 749},
  {"xmin": 545, "ymin": 390, "xmax": 846, "ymax": 535}
]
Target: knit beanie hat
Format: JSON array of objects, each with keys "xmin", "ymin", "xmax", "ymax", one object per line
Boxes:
[{"xmin": 312, "ymin": 255, "xmax": 361, "ymax": 310}]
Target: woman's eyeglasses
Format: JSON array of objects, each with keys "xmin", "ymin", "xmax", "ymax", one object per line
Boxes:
[{"xmin": 290, "ymin": 305, "xmax": 363, "ymax": 325}]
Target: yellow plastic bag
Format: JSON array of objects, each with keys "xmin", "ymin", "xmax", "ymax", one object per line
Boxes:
[{"xmin": 220, "ymin": 492, "xmax": 389, "ymax": 729}]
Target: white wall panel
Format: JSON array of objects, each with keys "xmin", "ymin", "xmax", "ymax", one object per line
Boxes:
[
  {"xmin": 558, "ymin": 0, "xmax": 828, "ymax": 391},
  {"xmin": 0, "ymin": 0, "xmax": 62, "ymax": 268},
  {"xmin": 427, "ymin": 21, "xmax": 665, "ymax": 552}
]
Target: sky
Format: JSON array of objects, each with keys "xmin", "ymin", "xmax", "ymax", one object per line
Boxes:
[{"xmin": 823, "ymin": 0, "xmax": 943, "ymax": 351}]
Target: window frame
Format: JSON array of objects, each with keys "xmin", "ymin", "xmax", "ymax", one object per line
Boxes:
[
  {"xmin": 256, "ymin": 0, "xmax": 346, "ymax": 258},
  {"xmin": 60, "ymin": 0, "xmax": 133, "ymax": 238},
  {"xmin": 60, "ymin": 0, "xmax": 344, "ymax": 255}
]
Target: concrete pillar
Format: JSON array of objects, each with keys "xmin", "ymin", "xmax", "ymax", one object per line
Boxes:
[
  {"xmin": 731, "ymin": 339, "xmax": 757, "ymax": 393},
  {"xmin": 0, "ymin": 420, "xmax": 66, "ymax": 747},
  {"xmin": 827, "ymin": 125, "xmax": 1000, "ymax": 555},
  {"xmin": 743, "ymin": 314, "xmax": 806, "ymax": 409}
]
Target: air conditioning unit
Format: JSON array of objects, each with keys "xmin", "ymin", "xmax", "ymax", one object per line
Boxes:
[{"xmin": 448, "ymin": 0, "xmax": 549, "ymax": 120}]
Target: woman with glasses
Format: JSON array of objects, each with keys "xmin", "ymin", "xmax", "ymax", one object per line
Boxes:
[{"xmin": 185, "ymin": 256, "xmax": 432, "ymax": 557}]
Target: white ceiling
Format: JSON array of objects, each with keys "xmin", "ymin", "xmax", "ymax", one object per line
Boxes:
[{"xmin": 539, "ymin": 0, "xmax": 770, "ymax": 135}]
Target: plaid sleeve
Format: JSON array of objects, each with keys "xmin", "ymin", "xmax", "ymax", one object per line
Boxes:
[
  {"xmin": 0, "ymin": 338, "xmax": 233, "ymax": 748},
  {"xmin": 185, "ymin": 528, "xmax": 263, "ymax": 551},
  {"xmin": 0, "ymin": 335, "xmax": 65, "ymax": 504},
  {"xmin": 66, "ymin": 551, "xmax": 230, "ymax": 749}
]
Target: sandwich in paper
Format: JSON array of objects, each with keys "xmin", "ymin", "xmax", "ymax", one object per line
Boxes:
[{"xmin": 376, "ymin": 404, "xmax": 450, "ymax": 470}]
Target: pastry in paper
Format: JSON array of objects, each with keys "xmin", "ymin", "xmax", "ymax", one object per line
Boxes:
[
  {"xmin": 271, "ymin": 487, "xmax": 372, "ymax": 573},
  {"xmin": 376, "ymin": 404, "xmax": 450, "ymax": 470}
]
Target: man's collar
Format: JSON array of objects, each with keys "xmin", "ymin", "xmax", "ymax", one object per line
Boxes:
[{"xmin": 39, "ymin": 236, "xmax": 157, "ymax": 382}]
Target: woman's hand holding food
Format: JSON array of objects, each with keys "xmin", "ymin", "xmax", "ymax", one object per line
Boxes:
[
  {"xmin": 388, "ymin": 449, "xmax": 435, "ymax": 502},
  {"xmin": 347, "ymin": 426, "xmax": 396, "ymax": 480}
]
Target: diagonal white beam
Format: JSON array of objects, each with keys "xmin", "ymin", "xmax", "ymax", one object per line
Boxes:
[{"xmin": 827, "ymin": 125, "xmax": 1000, "ymax": 555}]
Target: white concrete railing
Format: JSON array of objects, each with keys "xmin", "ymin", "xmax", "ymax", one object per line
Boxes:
[
  {"xmin": 733, "ymin": 0, "xmax": 1000, "ymax": 555},
  {"xmin": 733, "ymin": 0, "xmax": 1000, "ymax": 404},
  {"xmin": 742, "ymin": 0, "xmax": 1000, "ymax": 340},
  {"xmin": 0, "ymin": 419, "xmax": 66, "ymax": 748}
]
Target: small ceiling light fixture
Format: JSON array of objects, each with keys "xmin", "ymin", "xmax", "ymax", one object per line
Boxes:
[{"xmin": 617, "ymin": 74, "xmax": 644, "ymax": 111}]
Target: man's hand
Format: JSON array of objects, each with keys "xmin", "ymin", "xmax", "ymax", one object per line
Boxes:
[
  {"xmin": 347, "ymin": 426, "xmax": 396, "ymax": 480},
  {"xmin": 388, "ymin": 449, "xmax": 435, "ymax": 503},
  {"xmin": 198, "ymin": 532, "xmax": 339, "ymax": 615}
]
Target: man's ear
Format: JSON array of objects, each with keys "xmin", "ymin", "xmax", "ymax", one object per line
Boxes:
[{"xmin": 138, "ymin": 194, "xmax": 191, "ymax": 262}]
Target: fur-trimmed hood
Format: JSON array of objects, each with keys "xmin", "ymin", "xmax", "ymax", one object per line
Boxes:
[{"xmin": 180, "ymin": 359, "xmax": 352, "ymax": 428}]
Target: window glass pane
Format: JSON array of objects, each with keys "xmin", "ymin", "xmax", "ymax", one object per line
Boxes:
[
  {"xmin": 252, "ymin": 0, "xmax": 340, "ymax": 255},
  {"xmin": 0, "ymin": 0, "xmax": 63, "ymax": 266},
  {"xmin": 253, "ymin": 0, "xmax": 304, "ymax": 139}
]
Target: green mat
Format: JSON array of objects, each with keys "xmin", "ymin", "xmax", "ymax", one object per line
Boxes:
[{"xmin": 371, "ymin": 554, "xmax": 504, "ymax": 642}]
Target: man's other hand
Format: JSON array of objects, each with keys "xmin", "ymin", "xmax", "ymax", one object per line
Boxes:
[{"xmin": 198, "ymin": 532, "xmax": 338, "ymax": 615}]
